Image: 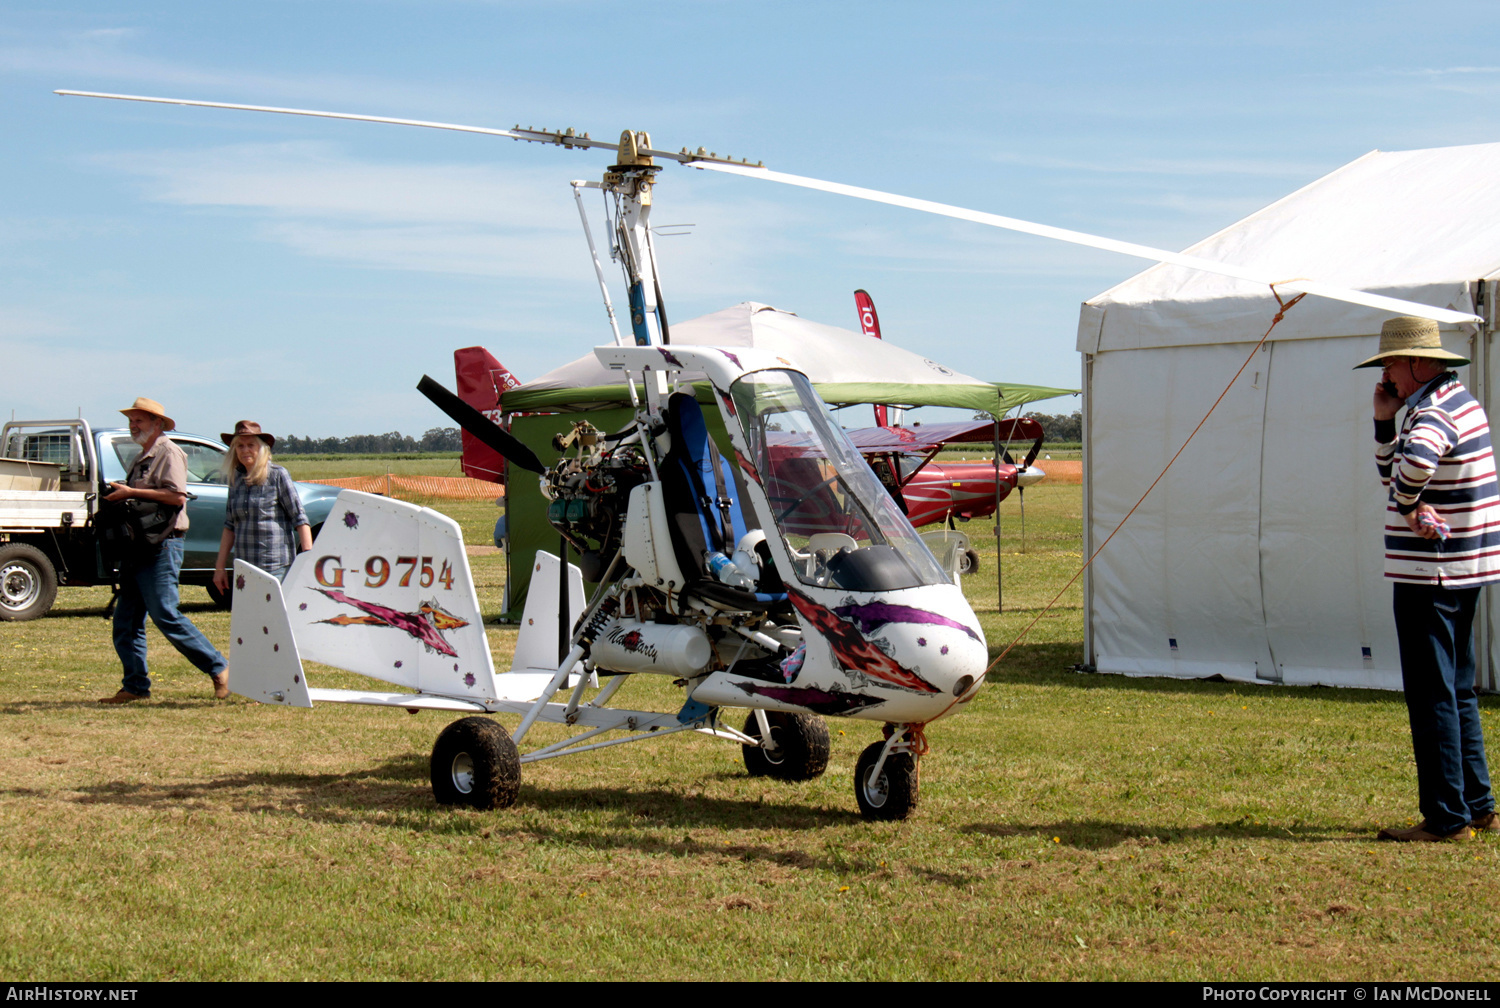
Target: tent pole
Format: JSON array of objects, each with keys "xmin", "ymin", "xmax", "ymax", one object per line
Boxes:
[{"xmin": 993, "ymin": 417, "xmax": 1002, "ymax": 612}]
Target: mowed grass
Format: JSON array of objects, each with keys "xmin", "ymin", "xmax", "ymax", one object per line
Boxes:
[{"xmin": 3, "ymin": 468, "xmax": 1499, "ymax": 981}]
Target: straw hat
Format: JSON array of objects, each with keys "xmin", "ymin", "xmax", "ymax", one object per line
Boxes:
[
  {"xmin": 220, "ymin": 420, "xmax": 276, "ymax": 448},
  {"xmin": 1353, "ymin": 316, "xmax": 1469, "ymax": 369},
  {"xmin": 119, "ymin": 396, "xmax": 176, "ymax": 431}
]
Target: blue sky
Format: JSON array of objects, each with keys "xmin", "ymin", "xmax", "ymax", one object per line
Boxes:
[{"xmin": 4, "ymin": 0, "xmax": 1499, "ymax": 438}]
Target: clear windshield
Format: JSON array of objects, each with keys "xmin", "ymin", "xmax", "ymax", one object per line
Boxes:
[{"xmin": 730, "ymin": 370, "xmax": 948, "ymax": 592}]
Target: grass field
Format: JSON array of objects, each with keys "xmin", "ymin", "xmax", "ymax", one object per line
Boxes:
[{"xmin": 2, "ymin": 462, "xmax": 1498, "ymax": 981}]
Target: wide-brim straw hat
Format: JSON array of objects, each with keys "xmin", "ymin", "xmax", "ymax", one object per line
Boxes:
[
  {"xmin": 119, "ymin": 396, "xmax": 176, "ymax": 431},
  {"xmin": 1353, "ymin": 316, "xmax": 1470, "ymax": 369},
  {"xmin": 221, "ymin": 420, "xmax": 276, "ymax": 448}
]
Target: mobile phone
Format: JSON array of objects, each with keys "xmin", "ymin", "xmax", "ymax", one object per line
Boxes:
[{"xmin": 1381, "ymin": 380, "xmax": 1399, "ymax": 397}]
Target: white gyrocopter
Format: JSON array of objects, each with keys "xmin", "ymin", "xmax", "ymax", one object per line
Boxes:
[{"xmin": 57, "ymin": 89, "xmax": 1480, "ymax": 820}]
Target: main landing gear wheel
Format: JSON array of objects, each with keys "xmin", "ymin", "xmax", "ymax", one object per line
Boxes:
[
  {"xmin": 0, "ymin": 543, "xmax": 58, "ymax": 622},
  {"xmin": 431, "ymin": 716, "xmax": 521, "ymax": 810},
  {"xmin": 958, "ymin": 548, "xmax": 980, "ymax": 575},
  {"xmin": 742, "ymin": 711, "xmax": 830, "ymax": 781},
  {"xmin": 854, "ymin": 740, "xmax": 919, "ymax": 821}
]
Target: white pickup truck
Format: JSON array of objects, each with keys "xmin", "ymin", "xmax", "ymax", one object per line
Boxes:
[{"xmin": 0, "ymin": 419, "xmax": 340, "ymax": 621}]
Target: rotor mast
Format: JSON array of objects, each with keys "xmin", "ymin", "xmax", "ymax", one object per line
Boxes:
[{"xmin": 605, "ymin": 130, "xmax": 666, "ymax": 349}]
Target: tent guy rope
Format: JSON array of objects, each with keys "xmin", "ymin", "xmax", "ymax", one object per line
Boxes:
[{"xmin": 982, "ymin": 290, "xmax": 1310, "ymax": 678}]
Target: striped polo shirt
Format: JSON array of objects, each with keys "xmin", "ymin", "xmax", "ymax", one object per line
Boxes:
[{"xmin": 1376, "ymin": 373, "xmax": 1500, "ymax": 587}]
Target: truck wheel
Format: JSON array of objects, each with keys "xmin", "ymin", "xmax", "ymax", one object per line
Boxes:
[
  {"xmin": 742, "ymin": 711, "xmax": 830, "ymax": 781},
  {"xmin": 431, "ymin": 717, "xmax": 521, "ymax": 810},
  {"xmin": 0, "ymin": 544, "xmax": 58, "ymax": 622}
]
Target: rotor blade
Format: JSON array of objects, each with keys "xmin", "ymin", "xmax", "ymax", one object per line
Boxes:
[
  {"xmin": 55, "ymin": 90, "xmax": 621, "ymax": 155},
  {"xmin": 417, "ymin": 375, "xmax": 545, "ymax": 475},
  {"xmin": 54, "ymin": 90, "xmax": 761, "ymax": 165},
  {"xmin": 692, "ymin": 161, "xmax": 1482, "ymax": 326}
]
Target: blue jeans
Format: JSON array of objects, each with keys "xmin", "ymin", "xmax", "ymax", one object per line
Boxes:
[
  {"xmin": 1392, "ymin": 583, "xmax": 1495, "ymax": 833},
  {"xmin": 113, "ymin": 537, "xmax": 227, "ymax": 696}
]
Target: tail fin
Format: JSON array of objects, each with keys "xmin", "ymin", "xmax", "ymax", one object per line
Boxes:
[
  {"xmin": 853, "ymin": 290, "xmax": 895, "ymax": 428},
  {"xmin": 454, "ymin": 346, "xmax": 521, "ymax": 484}
]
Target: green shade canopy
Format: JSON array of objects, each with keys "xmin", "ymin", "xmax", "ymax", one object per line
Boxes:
[{"xmin": 502, "ymin": 303, "xmax": 1075, "ymax": 418}]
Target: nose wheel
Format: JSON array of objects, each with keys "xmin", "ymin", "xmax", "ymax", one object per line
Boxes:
[{"xmin": 854, "ymin": 728, "xmax": 919, "ymax": 820}]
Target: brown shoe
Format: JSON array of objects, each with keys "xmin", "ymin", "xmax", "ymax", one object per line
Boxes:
[
  {"xmin": 1378, "ymin": 820, "xmax": 1473, "ymax": 842},
  {"xmin": 210, "ymin": 670, "xmax": 230, "ymax": 700},
  {"xmin": 98, "ymin": 689, "xmax": 148, "ymax": 704},
  {"xmin": 1472, "ymin": 811, "xmax": 1499, "ymax": 833}
]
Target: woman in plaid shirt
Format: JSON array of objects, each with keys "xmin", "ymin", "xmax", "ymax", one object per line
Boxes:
[{"xmin": 212, "ymin": 420, "xmax": 312, "ymax": 588}]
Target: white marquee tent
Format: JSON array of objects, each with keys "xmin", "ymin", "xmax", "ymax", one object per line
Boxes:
[{"xmin": 1078, "ymin": 141, "xmax": 1500, "ymax": 691}]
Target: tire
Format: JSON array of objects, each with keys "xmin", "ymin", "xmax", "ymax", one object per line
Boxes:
[
  {"xmin": 0, "ymin": 544, "xmax": 58, "ymax": 622},
  {"xmin": 958, "ymin": 549, "xmax": 980, "ymax": 575},
  {"xmin": 854, "ymin": 740, "xmax": 919, "ymax": 821},
  {"xmin": 742, "ymin": 711, "xmax": 830, "ymax": 781},
  {"xmin": 206, "ymin": 580, "xmax": 233, "ymax": 610},
  {"xmin": 430, "ymin": 716, "xmax": 521, "ymax": 810}
]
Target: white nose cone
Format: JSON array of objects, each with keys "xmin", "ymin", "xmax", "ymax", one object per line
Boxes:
[{"xmin": 1016, "ymin": 465, "xmax": 1046, "ymax": 487}]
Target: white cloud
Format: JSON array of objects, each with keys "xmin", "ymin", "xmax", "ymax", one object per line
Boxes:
[
  {"xmin": 87, "ymin": 139, "xmax": 818, "ymax": 295},
  {"xmin": 5, "ymin": 28, "xmax": 499, "ymax": 118},
  {"xmin": 99, "ymin": 142, "xmax": 572, "ymax": 226},
  {"xmin": 1387, "ymin": 66, "xmax": 1500, "ymax": 77},
  {"xmin": 0, "ymin": 307, "xmax": 75, "ymax": 339},
  {"xmin": 989, "ymin": 151, "xmax": 1323, "ymax": 178}
]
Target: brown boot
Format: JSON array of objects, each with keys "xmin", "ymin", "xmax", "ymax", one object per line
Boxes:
[
  {"xmin": 1472, "ymin": 811, "xmax": 1499, "ymax": 833},
  {"xmin": 98, "ymin": 689, "xmax": 148, "ymax": 704},
  {"xmin": 1378, "ymin": 820, "xmax": 1473, "ymax": 842},
  {"xmin": 210, "ymin": 670, "xmax": 230, "ymax": 700}
]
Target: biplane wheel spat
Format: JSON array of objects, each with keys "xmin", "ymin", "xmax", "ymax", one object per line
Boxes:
[
  {"xmin": 741, "ymin": 711, "xmax": 830, "ymax": 781},
  {"xmin": 854, "ymin": 740, "xmax": 919, "ymax": 821},
  {"xmin": 431, "ymin": 717, "xmax": 521, "ymax": 810}
]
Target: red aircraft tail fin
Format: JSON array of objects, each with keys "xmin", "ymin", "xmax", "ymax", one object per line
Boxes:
[
  {"xmin": 854, "ymin": 289, "xmax": 890, "ymax": 428},
  {"xmin": 454, "ymin": 346, "xmax": 521, "ymax": 484}
]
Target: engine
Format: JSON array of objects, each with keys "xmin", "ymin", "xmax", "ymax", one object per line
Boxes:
[{"xmin": 541, "ymin": 420, "xmax": 650, "ymax": 582}]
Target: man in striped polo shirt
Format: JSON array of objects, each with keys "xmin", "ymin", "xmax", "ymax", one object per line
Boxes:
[{"xmin": 1359, "ymin": 316, "xmax": 1500, "ymax": 842}]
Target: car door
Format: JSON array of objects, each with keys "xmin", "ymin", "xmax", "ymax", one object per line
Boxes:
[{"xmin": 169, "ymin": 436, "xmax": 229, "ymax": 572}]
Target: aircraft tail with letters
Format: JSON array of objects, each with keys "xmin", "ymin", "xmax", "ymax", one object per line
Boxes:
[{"xmin": 454, "ymin": 346, "xmax": 522, "ymax": 484}]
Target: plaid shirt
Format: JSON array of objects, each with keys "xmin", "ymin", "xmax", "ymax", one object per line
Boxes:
[{"xmin": 226, "ymin": 464, "xmax": 309, "ymax": 572}]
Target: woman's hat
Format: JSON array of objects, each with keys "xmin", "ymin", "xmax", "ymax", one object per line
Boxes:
[
  {"xmin": 221, "ymin": 420, "xmax": 276, "ymax": 448},
  {"xmin": 1353, "ymin": 316, "xmax": 1470, "ymax": 369},
  {"xmin": 119, "ymin": 396, "xmax": 176, "ymax": 431}
]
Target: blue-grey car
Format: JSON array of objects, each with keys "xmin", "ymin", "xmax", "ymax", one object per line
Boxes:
[{"xmin": 98, "ymin": 429, "xmax": 342, "ymax": 604}]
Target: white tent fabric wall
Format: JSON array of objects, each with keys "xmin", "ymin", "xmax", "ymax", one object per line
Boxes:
[{"xmin": 1079, "ymin": 141, "xmax": 1500, "ymax": 692}]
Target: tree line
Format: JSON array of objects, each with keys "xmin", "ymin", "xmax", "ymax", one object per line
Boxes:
[
  {"xmin": 1025, "ymin": 410, "xmax": 1082, "ymax": 443},
  {"xmin": 974, "ymin": 411, "xmax": 1082, "ymax": 443},
  {"xmin": 278, "ymin": 414, "xmax": 1084, "ymax": 455},
  {"xmin": 277, "ymin": 427, "xmax": 463, "ymax": 455}
]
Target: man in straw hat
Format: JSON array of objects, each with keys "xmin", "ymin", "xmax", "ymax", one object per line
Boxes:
[
  {"xmin": 1358, "ymin": 316, "xmax": 1500, "ymax": 841},
  {"xmin": 98, "ymin": 397, "xmax": 228, "ymax": 704}
]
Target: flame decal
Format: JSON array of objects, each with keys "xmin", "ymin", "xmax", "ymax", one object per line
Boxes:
[
  {"xmin": 789, "ymin": 590, "xmax": 940, "ymax": 694},
  {"xmin": 730, "ymin": 680, "xmax": 886, "ymax": 715},
  {"xmin": 831, "ymin": 601, "xmax": 981, "ymax": 643},
  {"xmin": 312, "ymin": 588, "xmax": 467, "ymax": 657},
  {"xmin": 733, "ymin": 448, "xmax": 762, "ymax": 485}
]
